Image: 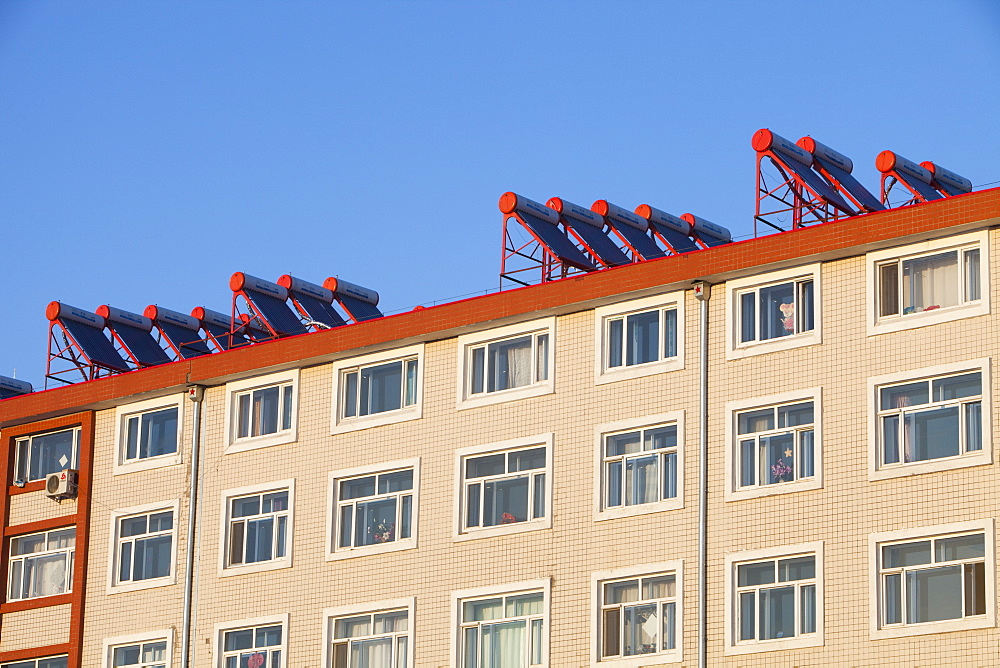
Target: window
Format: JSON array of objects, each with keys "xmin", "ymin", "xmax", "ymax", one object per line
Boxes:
[
  {"xmin": 594, "ymin": 293, "xmax": 685, "ymax": 383},
  {"xmin": 869, "ymin": 360, "xmax": 990, "ymax": 480},
  {"xmin": 455, "ymin": 583, "xmax": 548, "ymax": 668},
  {"xmin": 456, "ymin": 435, "xmax": 552, "ymax": 540},
  {"xmin": 109, "ymin": 502, "xmax": 178, "ymax": 592},
  {"xmin": 725, "ymin": 265, "xmax": 821, "ymax": 359},
  {"xmin": 114, "ymin": 395, "xmax": 183, "ymax": 474},
  {"xmin": 595, "ymin": 413, "xmax": 684, "ymax": 519},
  {"xmin": 323, "ymin": 599, "xmax": 413, "ymax": 668},
  {"xmin": 867, "ymin": 231, "xmax": 989, "ymax": 335},
  {"xmin": 1, "ymin": 657, "xmax": 68, "ymax": 668},
  {"xmin": 332, "ymin": 345, "xmax": 424, "ymax": 433},
  {"xmin": 725, "ymin": 543, "xmax": 823, "ymax": 654},
  {"xmin": 726, "ymin": 390, "xmax": 822, "ymax": 500},
  {"xmin": 103, "ymin": 630, "xmax": 173, "ymax": 668},
  {"xmin": 871, "ymin": 521, "xmax": 994, "ymax": 638},
  {"xmin": 13, "ymin": 427, "xmax": 79, "ymax": 483},
  {"xmin": 595, "ymin": 566, "xmax": 681, "ymax": 664},
  {"xmin": 222, "ymin": 482, "xmax": 293, "ymax": 574},
  {"xmin": 111, "ymin": 641, "xmax": 167, "ymax": 668},
  {"xmin": 225, "ymin": 370, "xmax": 299, "ymax": 453},
  {"xmin": 329, "ymin": 461, "xmax": 417, "ymax": 559},
  {"xmin": 8, "ymin": 527, "xmax": 74, "ymax": 601},
  {"xmin": 457, "ymin": 318, "xmax": 555, "ymax": 409},
  {"xmin": 220, "ymin": 624, "xmax": 284, "ymax": 668}
]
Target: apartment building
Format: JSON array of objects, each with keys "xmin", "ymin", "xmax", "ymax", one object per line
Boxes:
[{"xmin": 0, "ymin": 187, "xmax": 998, "ymax": 667}]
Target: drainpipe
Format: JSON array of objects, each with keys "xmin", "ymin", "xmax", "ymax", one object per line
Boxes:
[
  {"xmin": 693, "ymin": 281, "xmax": 711, "ymax": 668},
  {"xmin": 181, "ymin": 385, "xmax": 205, "ymax": 668}
]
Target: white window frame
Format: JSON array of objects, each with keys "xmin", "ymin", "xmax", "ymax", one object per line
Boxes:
[
  {"xmin": 13, "ymin": 426, "xmax": 81, "ymax": 484},
  {"xmin": 590, "ymin": 561, "xmax": 683, "ymax": 666},
  {"xmin": 326, "ymin": 459, "xmax": 420, "ymax": 561},
  {"xmin": 593, "ymin": 292, "xmax": 685, "ymax": 384},
  {"xmin": 868, "ymin": 359, "xmax": 991, "ymax": 481},
  {"xmin": 593, "ymin": 412, "xmax": 684, "ymax": 521},
  {"xmin": 321, "ymin": 597, "xmax": 415, "ymax": 668},
  {"xmin": 725, "ymin": 263, "xmax": 822, "ymax": 360},
  {"xmin": 453, "ymin": 434, "xmax": 553, "ymax": 542},
  {"xmin": 102, "ymin": 629, "xmax": 174, "ymax": 668},
  {"xmin": 331, "ymin": 344, "xmax": 424, "ymax": 434},
  {"xmin": 869, "ymin": 519, "xmax": 995, "ymax": 639},
  {"xmin": 866, "ymin": 230, "xmax": 990, "ymax": 336},
  {"xmin": 725, "ymin": 388, "xmax": 823, "ymax": 501},
  {"xmin": 7, "ymin": 526, "xmax": 75, "ymax": 602},
  {"xmin": 224, "ymin": 369, "xmax": 299, "ymax": 454},
  {"xmin": 724, "ymin": 542, "xmax": 824, "ymax": 655},
  {"xmin": 107, "ymin": 500, "xmax": 179, "ymax": 594},
  {"xmin": 451, "ymin": 579, "xmax": 550, "ymax": 668},
  {"xmin": 113, "ymin": 394, "xmax": 184, "ymax": 475},
  {"xmin": 456, "ymin": 317, "xmax": 556, "ymax": 410},
  {"xmin": 218, "ymin": 479, "xmax": 294, "ymax": 577},
  {"xmin": 214, "ymin": 613, "xmax": 288, "ymax": 668}
]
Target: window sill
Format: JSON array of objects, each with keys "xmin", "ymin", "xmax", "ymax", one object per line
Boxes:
[
  {"xmin": 108, "ymin": 575, "xmax": 176, "ymax": 595},
  {"xmin": 595, "ymin": 357, "xmax": 684, "ymax": 386},
  {"xmin": 332, "ymin": 406, "xmax": 422, "ymax": 435},
  {"xmin": 726, "ymin": 477, "xmax": 822, "ymax": 502},
  {"xmin": 220, "ymin": 559, "xmax": 292, "ymax": 578},
  {"xmin": 327, "ymin": 539, "xmax": 416, "ymax": 562},
  {"xmin": 1, "ymin": 593, "xmax": 73, "ymax": 613},
  {"xmin": 595, "ymin": 649, "xmax": 683, "ymax": 667},
  {"xmin": 870, "ymin": 452, "xmax": 992, "ymax": 482},
  {"xmin": 727, "ymin": 331, "xmax": 822, "ymax": 360},
  {"xmin": 872, "ymin": 616, "xmax": 992, "ymax": 641},
  {"xmin": 457, "ymin": 382, "xmax": 554, "ymax": 411},
  {"xmin": 869, "ymin": 302, "xmax": 988, "ymax": 336},
  {"xmin": 454, "ymin": 519, "xmax": 550, "ymax": 542},
  {"xmin": 726, "ymin": 634, "xmax": 823, "ymax": 655},
  {"xmin": 225, "ymin": 430, "xmax": 296, "ymax": 455},
  {"xmin": 8, "ymin": 480, "xmax": 46, "ymax": 495},
  {"xmin": 113, "ymin": 454, "xmax": 183, "ymax": 476},
  {"xmin": 595, "ymin": 498, "xmax": 684, "ymax": 522}
]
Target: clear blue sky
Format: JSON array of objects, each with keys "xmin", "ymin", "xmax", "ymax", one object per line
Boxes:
[{"xmin": 1, "ymin": 1, "xmax": 998, "ymax": 389}]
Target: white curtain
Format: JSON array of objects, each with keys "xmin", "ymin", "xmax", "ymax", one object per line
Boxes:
[
  {"xmin": 904, "ymin": 252, "xmax": 958, "ymax": 312},
  {"xmin": 28, "ymin": 553, "xmax": 68, "ymax": 597},
  {"xmin": 481, "ymin": 621, "xmax": 525, "ymax": 667},
  {"xmin": 351, "ymin": 638, "xmax": 392, "ymax": 668}
]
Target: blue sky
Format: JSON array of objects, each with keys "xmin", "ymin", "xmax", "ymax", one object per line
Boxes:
[{"xmin": 1, "ymin": 1, "xmax": 998, "ymax": 389}]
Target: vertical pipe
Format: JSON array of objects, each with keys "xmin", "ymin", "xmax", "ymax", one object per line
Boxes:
[
  {"xmin": 694, "ymin": 282, "xmax": 711, "ymax": 668},
  {"xmin": 181, "ymin": 385, "xmax": 204, "ymax": 668}
]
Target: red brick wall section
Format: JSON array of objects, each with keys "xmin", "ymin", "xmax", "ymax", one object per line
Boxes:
[{"xmin": 0, "ymin": 411, "xmax": 94, "ymax": 668}]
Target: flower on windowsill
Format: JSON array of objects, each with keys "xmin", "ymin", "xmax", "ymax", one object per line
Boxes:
[
  {"xmin": 500, "ymin": 512, "xmax": 518, "ymax": 524},
  {"xmin": 771, "ymin": 459, "xmax": 793, "ymax": 483},
  {"xmin": 372, "ymin": 520, "xmax": 395, "ymax": 543}
]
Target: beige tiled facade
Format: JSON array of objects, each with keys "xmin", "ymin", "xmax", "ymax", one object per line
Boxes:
[{"xmin": 2, "ymin": 200, "xmax": 999, "ymax": 667}]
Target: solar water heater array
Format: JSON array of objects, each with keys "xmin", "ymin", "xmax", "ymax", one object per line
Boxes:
[
  {"xmin": 754, "ymin": 128, "xmax": 971, "ymax": 234},
  {"xmin": 499, "ymin": 192, "xmax": 732, "ymax": 287}
]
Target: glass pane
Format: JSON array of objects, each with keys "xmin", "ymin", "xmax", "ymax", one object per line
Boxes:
[
  {"xmin": 536, "ymin": 333, "xmax": 548, "ymax": 381},
  {"xmin": 225, "ymin": 629, "xmax": 254, "ymax": 651},
  {"xmin": 281, "ymin": 384, "xmax": 293, "ymax": 430},
  {"xmin": 623, "ymin": 603, "xmax": 656, "ymax": 655},
  {"xmin": 884, "ymin": 573, "xmax": 901, "ymax": 624},
  {"xmin": 335, "ymin": 614, "xmax": 371, "ymax": 638},
  {"xmin": 965, "ymin": 402, "xmax": 983, "ymax": 452},
  {"xmin": 738, "ymin": 408, "xmax": 773, "ymax": 434},
  {"xmin": 229, "ymin": 521, "xmax": 245, "ymax": 565},
  {"xmin": 605, "ymin": 579, "xmax": 639, "ymax": 604},
  {"xmin": 121, "ymin": 516, "xmax": 148, "ymax": 538},
  {"xmin": 643, "ymin": 575, "xmax": 675, "ymax": 599},
  {"xmin": 763, "ymin": 433, "xmax": 795, "ymax": 484},
  {"xmin": 232, "ymin": 496, "xmax": 260, "ymax": 518},
  {"xmin": 508, "ymin": 592, "xmax": 543, "ymax": 616},
  {"xmin": 26, "ymin": 429, "xmax": 76, "ymax": 480},
  {"xmin": 907, "ymin": 565, "xmax": 962, "ymax": 623},
  {"xmin": 740, "ymin": 292, "xmax": 756, "ymax": 343},
  {"xmin": 965, "ymin": 248, "xmax": 981, "ymax": 301},
  {"xmin": 343, "ymin": 372, "xmax": 358, "ymax": 418},
  {"xmin": 778, "ymin": 402, "xmax": 813, "ymax": 427},
  {"xmin": 463, "ymin": 627, "xmax": 478, "ymax": 668},
  {"xmin": 606, "ymin": 431, "xmax": 641, "ymax": 456},
  {"xmin": 799, "ymin": 430, "xmax": 814, "ymax": 478},
  {"xmin": 465, "ymin": 484, "xmax": 480, "ymax": 528},
  {"xmin": 778, "ymin": 556, "xmax": 814, "ymax": 582},
  {"xmin": 138, "ymin": 407, "xmax": 178, "ymax": 459},
  {"xmin": 879, "ymin": 262, "xmax": 899, "ymax": 317},
  {"xmin": 645, "ymin": 425, "xmax": 676, "ymax": 451},
  {"xmin": 400, "ymin": 495, "xmax": 412, "ymax": 539},
  {"xmin": 738, "ymin": 561, "xmax": 774, "ymax": 586},
  {"xmin": 113, "ymin": 645, "xmax": 140, "ymax": 666},
  {"xmin": 607, "ymin": 318, "xmax": 624, "ymax": 368},
  {"xmin": 798, "ymin": 280, "xmax": 814, "ymax": 332},
  {"xmin": 404, "ymin": 358, "xmax": 418, "ymax": 406},
  {"xmin": 881, "ymin": 381, "xmax": 929, "ymax": 410},
  {"xmin": 251, "ymin": 386, "xmax": 280, "ymax": 436},
  {"xmin": 759, "ymin": 282, "xmax": 795, "ymax": 340},
  {"xmin": 338, "ymin": 505, "xmax": 352, "ymax": 548},
  {"xmin": 471, "ymin": 347, "xmax": 485, "ymax": 395},
  {"xmin": 739, "ymin": 592, "xmax": 755, "ymax": 641},
  {"xmin": 965, "ymin": 562, "xmax": 986, "ymax": 616},
  {"xmin": 905, "ymin": 405, "xmax": 960, "ymax": 462},
  {"xmin": 602, "ymin": 608, "xmax": 620, "ymax": 657},
  {"xmin": 466, "ymin": 453, "xmax": 505, "ymax": 478},
  {"xmin": 902, "ymin": 250, "xmax": 958, "ymax": 313},
  {"xmin": 532, "ymin": 474, "xmax": 545, "ymax": 519},
  {"xmin": 510, "ymin": 447, "xmax": 545, "ymax": 471},
  {"xmin": 606, "ymin": 461, "xmax": 622, "ymax": 508},
  {"xmin": 464, "ymin": 597, "xmax": 502, "ymax": 622},
  {"xmin": 663, "ymin": 309, "xmax": 677, "ymax": 358},
  {"xmin": 376, "ymin": 610, "xmax": 408, "ymax": 632},
  {"xmin": 936, "ymin": 534, "xmax": 985, "ymax": 562},
  {"xmin": 882, "ymin": 415, "xmax": 900, "ymax": 465},
  {"xmin": 625, "ymin": 455, "xmax": 658, "ymax": 505},
  {"xmin": 933, "ymin": 372, "xmax": 981, "ymax": 401},
  {"xmin": 662, "ymin": 452, "xmax": 677, "ymax": 499},
  {"xmin": 760, "ymin": 586, "xmax": 796, "ymax": 640},
  {"xmin": 625, "ymin": 310, "xmax": 659, "ymax": 366},
  {"xmin": 340, "ymin": 476, "xmax": 376, "ymax": 501},
  {"xmin": 378, "ymin": 470, "xmax": 413, "ymax": 493},
  {"xmin": 485, "ymin": 476, "xmax": 529, "ymax": 524},
  {"xmin": 488, "ymin": 335, "xmax": 532, "ymax": 392},
  {"xmin": 801, "ymin": 585, "xmax": 816, "ymax": 634},
  {"xmin": 362, "ymin": 361, "xmax": 403, "ymax": 415},
  {"xmin": 529, "ymin": 617, "xmax": 543, "ymax": 665},
  {"xmin": 739, "ymin": 440, "xmax": 755, "ymax": 487},
  {"xmin": 662, "ymin": 602, "xmax": 676, "ymax": 649},
  {"xmin": 883, "ymin": 540, "xmax": 932, "ymax": 568}
]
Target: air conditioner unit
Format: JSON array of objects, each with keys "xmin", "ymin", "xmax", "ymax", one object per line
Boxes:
[{"xmin": 45, "ymin": 469, "xmax": 78, "ymax": 500}]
